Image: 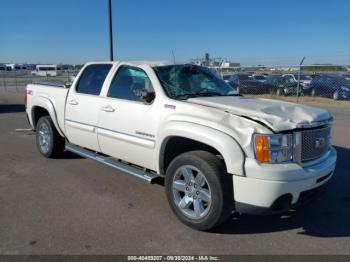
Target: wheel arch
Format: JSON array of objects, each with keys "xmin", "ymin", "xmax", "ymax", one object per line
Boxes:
[
  {"xmin": 31, "ymin": 96, "xmax": 65, "ymax": 137},
  {"xmin": 157, "ymin": 121, "xmax": 245, "ymax": 176}
]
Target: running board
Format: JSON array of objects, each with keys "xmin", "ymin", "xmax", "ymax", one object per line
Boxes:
[{"xmin": 65, "ymin": 144, "xmax": 158, "ymax": 183}]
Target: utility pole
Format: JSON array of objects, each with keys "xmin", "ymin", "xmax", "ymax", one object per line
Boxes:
[{"xmin": 108, "ymin": 0, "xmax": 114, "ymax": 61}]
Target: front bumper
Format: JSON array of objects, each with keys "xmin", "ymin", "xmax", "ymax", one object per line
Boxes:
[{"xmin": 233, "ymin": 147, "xmax": 337, "ymax": 215}]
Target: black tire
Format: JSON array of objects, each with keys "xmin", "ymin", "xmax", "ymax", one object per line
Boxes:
[
  {"xmin": 36, "ymin": 116, "xmax": 65, "ymax": 158},
  {"xmin": 165, "ymin": 150, "xmax": 233, "ymax": 231}
]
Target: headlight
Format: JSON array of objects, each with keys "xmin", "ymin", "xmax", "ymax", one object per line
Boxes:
[
  {"xmin": 254, "ymin": 134, "xmax": 293, "ymax": 163},
  {"xmin": 340, "ymin": 86, "xmax": 350, "ymax": 91}
]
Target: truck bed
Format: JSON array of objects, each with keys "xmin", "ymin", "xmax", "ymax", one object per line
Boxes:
[{"xmin": 26, "ymin": 82, "xmax": 70, "ymax": 136}]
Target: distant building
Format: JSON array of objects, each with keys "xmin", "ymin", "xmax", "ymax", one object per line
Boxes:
[{"xmin": 191, "ymin": 53, "xmax": 241, "ymax": 75}]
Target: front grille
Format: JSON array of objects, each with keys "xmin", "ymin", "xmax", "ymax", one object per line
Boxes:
[{"xmin": 300, "ymin": 126, "xmax": 331, "ymax": 162}]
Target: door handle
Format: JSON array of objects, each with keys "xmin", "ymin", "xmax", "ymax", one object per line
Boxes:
[
  {"xmin": 68, "ymin": 99, "xmax": 78, "ymax": 105},
  {"xmin": 101, "ymin": 105, "xmax": 115, "ymax": 112}
]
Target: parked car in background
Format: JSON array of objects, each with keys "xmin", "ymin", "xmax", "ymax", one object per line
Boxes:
[
  {"xmin": 310, "ymin": 75, "xmax": 350, "ymax": 100},
  {"xmin": 282, "ymin": 73, "xmax": 312, "ymax": 90},
  {"xmin": 310, "ymin": 74, "xmax": 320, "ymax": 79},
  {"xmin": 341, "ymin": 73, "xmax": 350, "ymax": 81},
  {"xmin": 252, "ymin": 74, "xmax": 266, "ymax": 83},
  {"xmin": 228, "ymin": 73, "xmax": 267, "ymax": 94},
  {"xmin": 264, "ymin": 75, "xmax": 298, "ymax": 96}
]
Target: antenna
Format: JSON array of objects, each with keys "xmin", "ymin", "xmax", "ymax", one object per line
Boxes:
[{"xmin": 171, "ymin": 50, "xmax": 176, "ymax": 64}]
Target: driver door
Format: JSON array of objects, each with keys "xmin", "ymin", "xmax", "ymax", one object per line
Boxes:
[{"xmin": 97, "ymin": 65, "xmax": 159, "ymax": 170}]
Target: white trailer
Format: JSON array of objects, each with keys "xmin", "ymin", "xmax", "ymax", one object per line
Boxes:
[{"xmin": 31, "ymin": 65, "xmax": 63, "ymax": 77}]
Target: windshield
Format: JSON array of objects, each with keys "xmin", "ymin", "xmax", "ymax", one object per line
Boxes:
[
  {"xmin": 238, "ymin": 74, "xmax": 251, "ymax": 80},
  {"xmin": 253, "ymin": 75, "xmax": 266, "ymax": 80},
  {"xmin": 153, "ymin": 64, "xmax": 237, "ymax": 99}
]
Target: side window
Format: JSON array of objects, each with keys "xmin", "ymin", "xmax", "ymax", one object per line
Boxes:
[
  {"xmin": 76, "ymin": 64, "xmax": 112, "ymax": 95},
  {"xmin": 107, "ymin": 66, "xmax": 154, "ymax": 102}
]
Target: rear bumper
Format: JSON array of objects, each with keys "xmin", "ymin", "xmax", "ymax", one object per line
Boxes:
[{"xmin": 233, "ymin": 147, "xmax": 337, "ymax": 215}]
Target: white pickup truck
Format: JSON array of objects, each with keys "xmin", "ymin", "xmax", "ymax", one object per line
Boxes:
[{"xmin": 25, "ymin": 62, "xmax": 337, "ymax": 231}]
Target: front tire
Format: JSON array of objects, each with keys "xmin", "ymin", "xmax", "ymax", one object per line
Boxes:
[
  {"xmin": 165, "ymin": 151, "xmax": 233, "ymax": 231},
  {"xmin": 36, "ymin": 116, "xmax": 65, "ymax": 158}
]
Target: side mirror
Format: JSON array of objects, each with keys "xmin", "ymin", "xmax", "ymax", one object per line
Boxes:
[
  {"xmin": 133, "ymin": 89, "xmax": 155, "ymax": 103},
  {"xmin": 64, "ymin": 81, "xmax": 72, "ymax": 88}
]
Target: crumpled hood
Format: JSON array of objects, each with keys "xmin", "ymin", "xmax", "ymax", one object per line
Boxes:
[{"xmin": 187, "ymin": 96, "xmax": 332, "ymax": 132}]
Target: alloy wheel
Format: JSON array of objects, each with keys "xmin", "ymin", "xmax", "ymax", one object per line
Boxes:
[{"xmin": 172, "ymin": 165, "xmax": 212, "ymax": 220}]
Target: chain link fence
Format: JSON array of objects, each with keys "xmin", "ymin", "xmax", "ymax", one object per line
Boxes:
[
  {"xmin": 217, "ymin": 66, "xmax": 350, "ymax": 109},
  {"xmin": 1, "ymin": 63, "xmax": 349, "ymax": 110},
  {"xmin": 0, "ymin": 69, "xmax": 79, "ymax": 93}
]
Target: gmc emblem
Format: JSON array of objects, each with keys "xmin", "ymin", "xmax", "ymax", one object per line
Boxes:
[{"xmin": 315, "ymin": 137, "xmax": 326, "ymax": 149}]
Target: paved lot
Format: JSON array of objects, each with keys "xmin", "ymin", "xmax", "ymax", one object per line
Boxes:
[{"xmin": 0, "ymin": 92, "xmax": 350, "ymax": 255}]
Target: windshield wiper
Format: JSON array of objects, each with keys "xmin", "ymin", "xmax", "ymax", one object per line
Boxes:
[
  {"xmin": 197, "ymin": 91, "xmax": 225, "ymax": 97},
  {"xmin": 174, "ymin": 91, "xmax": 239, "ymax": 100},
  {"xmin": 174, "ymin": 92, "xmax": 222, "ymax": 100},
  {"xmin": 196, "ymin": 91, "xmax": 242, "ymax": 97}
]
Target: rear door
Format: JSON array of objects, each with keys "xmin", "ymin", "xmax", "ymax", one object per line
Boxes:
[{"xmin": 65, "ymin": 63, "xmax": 113, "ymax": 151}]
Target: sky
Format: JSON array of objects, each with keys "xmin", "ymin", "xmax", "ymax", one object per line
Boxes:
[{"xmin": 1, "ymin": 0, "xmax": 349, "ymax": 66}]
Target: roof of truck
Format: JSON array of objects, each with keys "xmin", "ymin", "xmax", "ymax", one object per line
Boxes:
[{"xmin": 87, "ymin": 60, "xmax": 170, "ymax": 67}]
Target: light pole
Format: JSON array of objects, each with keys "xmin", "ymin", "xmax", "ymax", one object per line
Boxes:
[
  {"xmin": 108, "ymin": 0, "xmax": 114, "ymax": 61},
  {"xmin": 296, "ymin": 56, "xmax": 305, "ymax": 103}
]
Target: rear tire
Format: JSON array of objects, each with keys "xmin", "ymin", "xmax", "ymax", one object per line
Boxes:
[
  {"xmin": 165, "ymin": 151, "xmax": 233, "ymax": 231},
  {"xmin": 36, "ymin": 116, "xmax": 65, "ymax": 158}
]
